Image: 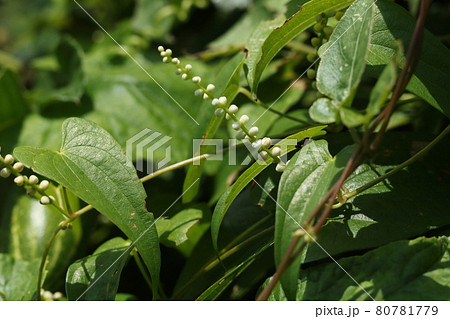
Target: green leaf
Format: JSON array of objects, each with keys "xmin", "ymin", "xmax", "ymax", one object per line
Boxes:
[
  {"xmin": 368, "ymin": 0, "xmax": 450, "ymax": 118},
  {"xmin": 0, "ymin": 189, "xmax": 82, "ymax": 290},
  {"xmin": 182, "ymin": 52, "xmax": 247, "ymax": 204},
  {"xmin": 266, "ymin": 237, "xmax": 449, "ymax": 300},
  {"xmin": 156, "ymin": 208, "xmax": 203, "ymax": 247},
  {"xmin": 0, "ymin": 254, "xmax": 40, "ymax": 301},
  {"xmin": 66, "ymin": 237, "xmax": 131, "ymax": 301},
  {"xmin": 309, "ymin": 98, "xmax": 338, "ymax": 124},
  {"xmin": 0, "ymin": 69, "xmax": 26, "ymax": 131},
  {"xmin": 30, "ymin": 36, "xmax": 85, "ymax": 106},
  {"xmin": 245, "ymin": 16, "xmax": 285, "ymax": 92},
  {"xmin": 208, "ymin": 5, "xmax": 272, "ymax": 50},
  {"xmin": 173, "ymin": 188, "xmax": 273, "ymax": 300},
  {"xmin": 305, "ymin": 132, "xmax": 450, "ymax": 262},
  {"xmin": 14, "ymin": 117, "xmax": 160, "ymax": 297},
  {"xmin": 317, "ymin": 0, "xmax": 374, "ymax": 106},
  {"xmin": 366, "ymin": 59, "xmax": 397, "ymax": 117},
  {"xmin": 275, "ymin": 140, "xmax": 355, "ymax": 300},
  {"xmin": 196, "ymin": 242, "xmax": 272, "ymax": 301},
  {"xmin": 211, "ymin": 126, "xmax": 327, "ymax": 253},
  {"xmin": 248, "ymin": 0, "xmax": 354, "ymax": 93}
]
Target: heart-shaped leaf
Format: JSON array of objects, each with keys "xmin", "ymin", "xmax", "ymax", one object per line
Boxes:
[{"xmin": 14, "ymin": 117, "xmax": 160, "ymax": 297}]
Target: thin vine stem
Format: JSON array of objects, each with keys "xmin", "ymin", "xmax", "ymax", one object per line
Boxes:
[
  {"xmin": 36, "ymin": 226, "xmax": 62, "ymax": 301},
  {"xmin": 132, "ymin": 249, "xmax": 154, "ymax": 295},
  {"xmin": 343, "ymin": 124, "xmax": 450, "ymax": 201},
  {"xmin": 257, "ymin": 0, "xmax": 432, "ymax": 301},
  {"xmin": 171, "ymin": 221, "xmax": 274, "ymax": 300}
]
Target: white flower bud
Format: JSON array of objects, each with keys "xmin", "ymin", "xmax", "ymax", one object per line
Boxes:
[
  {"xmin": 212, "ymin": 98, "xmax": 220, "ymax": 106},
  {"xmin": 262, "ymin": 137, "xmax": 272, "ymax": 148},
  {"xmin": 225, "ymin": 114, "xmax": 231, "ymax": 120},
  {"xmin": 40, "ymin": 196, "xmax": 51, "ymax": 205},
  {"xmin": 185, "ymin": 64, "xmax": 192, "ymax": 71},
  {"xmin": 172, "ymin": 58, "xmax": 180, "ymax": 65},
  {"xmin": 232, "ymin": 122, "xmax": 241, "ymax": 131},
  {"xmin": 218, "ymin": 96, "xmax": 227, "ymax": 106},
  {"xmin": 13, "ymin": 162, "xmax": 24, "ymax": 172},
  {"xmin": 162, "ymin": 57, "xmax": 169, "ymax": 63},
  {"xmin": 14, "ymin": 176, "xmax": 24, "ymax": 186},
  {"xmin": 53, "ymin": 292, "xmax": 63, "ymax": 299},
  {"xmin": 271, "ymin": 147, "xmax": 282, "ymax": 157},
  {"xmin": 228, "ymin": 104, "xmax": 238, "ymax": 114},
  {"xmin": 195, "ymin": 89, "xmax": 203, "ymax": 96},
  {"xmin": 165, "ymin": 49, "xmax": 172, "ymax": 56},
  {"xmin": 175, "ymin": 68, "xmax": 182, "ymax": 75},
  {"xmin": 206, "ymin": 84, "xmax": 215, "ymax": 92},
  {"xmin": 0, "ymin": 168, "xmax": 11, "ymax": 178},
  {"xmin": 203, "ymin": 93, "xmax": 210, "ymax": 100},
  {"xmin": 215, "ymin": 109, "xmax": 224, "ymax": 117},
  {"xmin": 276, "ymin": 162, "xmax": 286, "ymax": 172},
  {"xmin": 4, "ymin": 154, "xmax": 14, "ymax": 165},
  {"xmin": 158, "ymin": 46, "xmax": 165, "ymax": 52},
  {"xmin": 236, "ymin": 131, "xmax": 246, "ymax": 140},
  {"xmin": 259, "ymin": 151, "xmax": 268, "ymax": 161},
  {"xmin": 39, "ymin": 180, "xmax": 50, "ymax": 191},
  {"xmin": 248, "ymin": 126, "xmax": 259, "ymax": 136},
  {"xmin": 239, "ymin": 115, "xmax": 249, "ymax": 124},
  {"xmin": 181, "ymin": 73, "xmax": 188, "ymax": 80},
  {"xmin": 160, "ymin": 51, "xmax": 167, "ymax": 57},
  {"xmin": 192, "ymin": 76, "xmax": 201, "ymax": 83},
  {"xmin": 252, "ymin": 139, "xmax": 262, "ymax": 150},
  {"xmin": 29, "ymin": 175, "xmax": 39, "ymax": 185},
  {"xmin": 49, "ymin": 195, "xmax": 56, "ymax": 202}
]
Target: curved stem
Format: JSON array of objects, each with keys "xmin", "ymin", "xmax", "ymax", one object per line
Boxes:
[
  {"xmin": 132, "ymin": 249, "xmax": 153, "ymax": 295},
  {"xmin": 171, "ymin": 222, "xmax": 274, "ymax": 299},
  {"xmin": 36, "ymin": 226, "xmax": 62, "ymax": 301},
  {"xmin": 257, "ymin": 0, "xmax": 432, "ymax": 300},
  {"xmin": 140, "ymin": 153, "xmax": 212, "ymax": 183},
  {"xmin": 344, "ymin": 124, "xmax": 450, "ymax": 201}
]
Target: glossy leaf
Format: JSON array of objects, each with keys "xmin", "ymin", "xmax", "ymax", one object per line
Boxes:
[
  {"xmin": 1, "ymin": 189, "xmax": 82, "ymax": 290},
  {"xmin": 0, "ymin": 254, "xmax": 40, "ymax": 301},
  {"xmin": 156, "ymin": 208, "xmax": 203, "ymax": 247},
  {"xmin": 308, "ymin": 98, "xmax": 338, "ymax": 124},
  {"xmin": 14, "ymin": 117, "xmax": 160, "ymax": 296},
  {"xmin": 317, "ymin": 0, "xmax": 374, "ymax": 106},
  {"xmin": 211, "ymin": 126, "xmax": 327, "ymax": 253},
  {"xmin": 182, "ymin": 53, "xmax": 247, "ymax": 203},
  {"xmin": 267, "ymin": 237, "xmax": 449, "ymax": 300},
  {"xmin": 275, "ymin": 140, "xmax": 355, "ymax": 300},
  {"xmin": 66, "ymin": 237, "xmax": 131, "ymax": 301},
  {"xmin": 305, "ymin": 132, "xmax": 450, "ymax": 262},
  {"xmin": 366, "ymin": 59, "xmax": 397, "ymax": 117},
  {"xmin": 247, "ymin": 0, "xmax": 354, "ymax": 93},
  {"xmin": 368, "ymin": 0, "xmax": 450, "ymax": 118}
]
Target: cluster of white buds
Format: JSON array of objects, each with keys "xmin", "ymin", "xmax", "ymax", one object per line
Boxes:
[
  {"xmin": 0, "ymin": 146, "xmax": 54, "ymax": 205},
  {"xmin": 158, "ymin": 47, "xmax": 289, "ymax": 172}
]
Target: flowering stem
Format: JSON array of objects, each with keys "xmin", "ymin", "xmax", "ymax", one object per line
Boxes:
[{"xmin": 36, "ymin": 226, "xmax": 62, "ymax": 301}]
